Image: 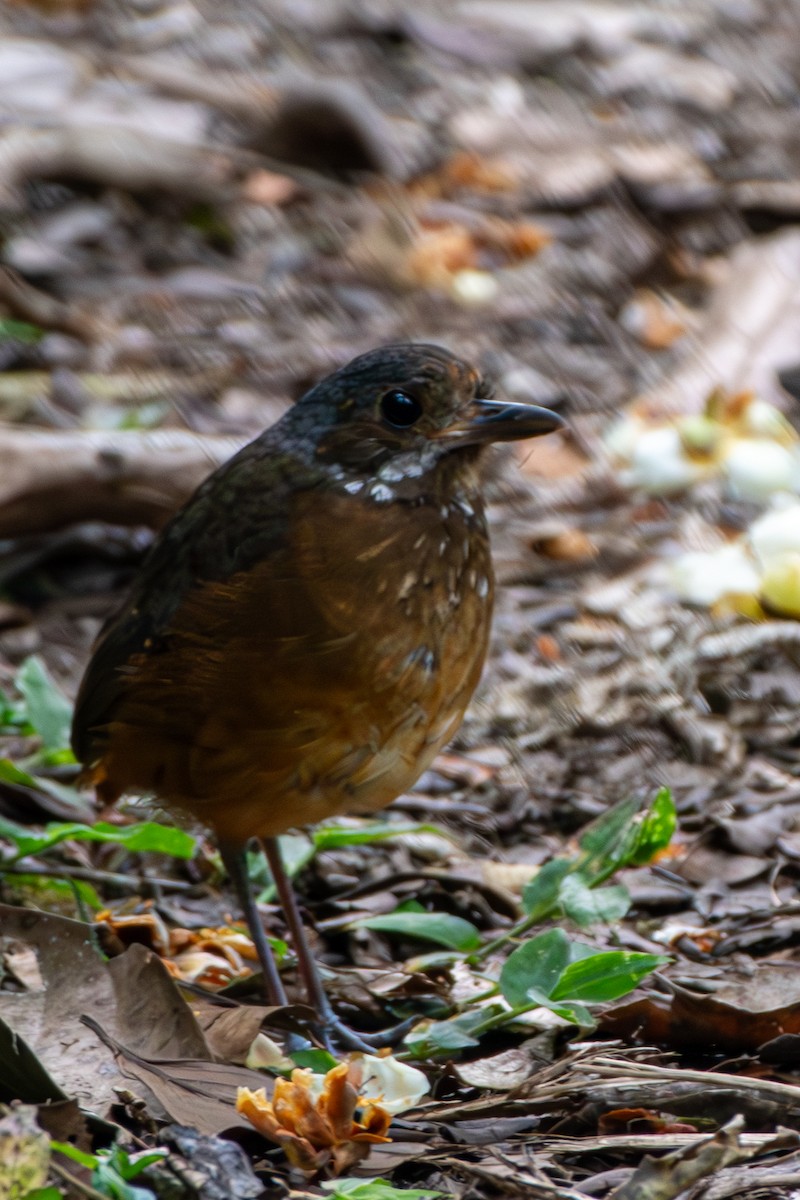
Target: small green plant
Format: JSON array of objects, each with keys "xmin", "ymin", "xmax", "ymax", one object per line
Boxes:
[
  {"xmin": 476, "ymin": 789, "xmax": 676, "ymax": 959},
  {"xmin": 0, "ymin": 658, "xmax": 196, "ymax": 893},
  {"xmin": 377, "ymin": 792, "xmax": 676, "ymax": 1055},
  {"xmin": 498, "ymin": 928, "xmax": 667, "ymax": 1026},
  {"xmin": 356, "ymin": 899, "xmax": 482, "ymax": 952},
  {"xmin": 0, "ymin": 815, "xmax": 195, "ymax": 864},
  {"xmin": 324, "ymin": 1180, "xmax": 443, "ymax": 1200},
  {"xmin": 49, "ymin": 1142, "xmax": 165, "ymax": 1200},
  {"xmin": 0, "ymin": 319, "xmax": 43, "ymax": 344},
  {"xmin": 0, "ymin": 657, "xmax": 83, "ymax": 808},
  {"xmin": 406, "ymin": 929, "xmax": 668, "ymax": 1057},
  {"xmin": 1, "ymin": 656, "xmax": 74, "ymax": 763}
]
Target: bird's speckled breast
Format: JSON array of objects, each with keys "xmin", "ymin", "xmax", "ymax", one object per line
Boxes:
[
  {"xmin": 93, "ymin": 479, "xmax": 495, "ymax": 844},
  {"xmin": 279, "ymin": 482, "xmax": 495, "ymax": 808}
]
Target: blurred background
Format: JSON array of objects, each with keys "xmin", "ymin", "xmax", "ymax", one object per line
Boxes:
[{"xmin": 3, "ymin": 0, "xmax": 800, "ymax": 814}]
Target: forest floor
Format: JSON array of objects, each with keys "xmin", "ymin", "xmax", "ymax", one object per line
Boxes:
[{"xmin": 4, "ymin": 2, "xmax": 800, "ymax": 1198}]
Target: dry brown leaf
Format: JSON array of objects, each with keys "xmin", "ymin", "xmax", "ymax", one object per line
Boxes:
[
  {"xmin": 108, "ymin": 944, "xmax": 211, "ymax": 1063},
  {"xmin": 620, "ymin": 288, "xmax": 690, "ymax": 349},
  {"xmin": 601, "ymin": 964, "xmax": 800, "ymax": 1054},
  {"xmin": 441, "ymin": 150, "xmax": 520, "ymax": 193},
  {"xmin": 241, "ymin": 169, "xmax": 300, "ymax": 207},
  {"xmin": 0, "ymin": 905, "xmax": 122, "ymax": 1109},
  {"xmin": 532, "ymin": 529, "xmax": 598, "ymax": 562},
  {"xmin": 635, "ymin": 228, "xmax": 800, "ymax": 417},
  {"xmin": 405, "ymin": 226, "xmax": 476, "ymax": 288}
]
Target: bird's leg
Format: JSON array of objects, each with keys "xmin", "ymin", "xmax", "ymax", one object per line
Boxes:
[
  {"xmin": 263, "ymin": 836, "xmax": 414, "ymax": 1053},
  {"xmin": 219, "ymin": 840, "xmax": 288, "ymax": 1008}
]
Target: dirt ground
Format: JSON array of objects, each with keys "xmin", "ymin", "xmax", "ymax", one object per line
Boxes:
[{"xmin": 4, "ymin": 1, "xmax": 800, "ymax": 1198}]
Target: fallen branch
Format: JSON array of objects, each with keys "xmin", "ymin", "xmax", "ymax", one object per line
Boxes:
[
  {"xmin": 0, "ymin": 267, "xmax": 98, "ymax": 341},
  {"xmin": 0, "ymin": 369, "xmax": 226, "ymax": 420},
  {"xmin": 0, "ymin": 427, "xmax": 243, "ymax": 536},
  {"xmin": 636, "ymin": 227, "xmax": 800, "ymax": 417},
  {"xmin": 0, "ymin": 124, "xmax": 245, "ymax": 207}
]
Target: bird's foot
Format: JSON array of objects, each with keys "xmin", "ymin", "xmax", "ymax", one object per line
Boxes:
[{"xmin": 311, "ymin": 1007, "xmax": 417, "ymax": 1055}]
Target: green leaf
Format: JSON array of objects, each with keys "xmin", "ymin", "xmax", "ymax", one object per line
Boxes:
[
  {"xmin": 627, "ymin": 788, "xmax": 676, "ymax": 866},
  {"xmin": 421, "ymin": 1024, "xmax": 479, "ymax": 1051},
  {"xmin": 0, "ymin": 685, "xmax": 31, "ymax": 732},
  {"xmin": 0, "ymin": 759, "xmax": 85, "ymax": 808},
  {"xmin": 325, "ymin": 1179, "xmax": 444, "ymax": 1200},
  {"xmin": 546, "ymin": 1001, "xmax": 595, "ymax": 1028},
  {"xmin": 0, "ymin": 816, "xmax": 195, "ymax": 862},
  {"xmin": 355, "ymin": 910, "xmax": 481, "ymax": 952},
  {"xmin": 520, "ymin": 858, "xmax": 572, "ymax": 919},
  {"xmin": 25, "ymin": 1189, "xmax": 64, "ymax": 1200},
  {"xmin": 0, "ymin": 318, "xmax": 43, "ymax": 343},
  {"xmin": 100, "ymin": 1146, "xmax": 166, "ymax": 1182},
  {"xmin": 404, "ymin": 949, "xmax": 463, "ymax": 972},
  {"xmin": 253, "ymin": 834, "xmax": 315, "ymax": 902},
  {"xmin": 8, "ymin": 873, "xmax": 103, "ymax": 912},
  {"xmin": 559, "ymin": 877, "xmax": 630, "ymax": 927},
  {"xmin": 550, "ymin": 949, "xmax": 668, "ymax": 1003},
  {"xmin": 15, "ymin": 656, "xmax": 73, "ymax": 754},
  {"xmin": 405, "ymin": 1007, "xmax": 500, "ymax": 1055},
  {"xmin": 576, "ymin": 792, "xmax": 676, "ymax": 883},
  {"xmin": 117, "ymin": 402, "xmax": 170, "ymax": 431},
  {"xmin": 291, "ymin": 1048, "xmax": 339, "ymax": 1073},
  {"xmin": 93, "ymin": 1160, "xmax": 157, "ymax": 1200},
  {"xmin": 51, "ymin": 1141, "xmax": 98, "ymax": 1169},
  {"xmin": 499, "ymin": 929, "xmax": 571, "ymax": 1008},
  {"xmin": 576, "ymin": 797, "xmax": 642, "ymax": 881},
  {"xmin": 313, "ymin": 821, "xmax": 446, "ymax": 850}
]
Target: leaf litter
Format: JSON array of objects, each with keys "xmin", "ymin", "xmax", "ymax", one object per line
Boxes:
[{"xmin": 4, "ymin": 0, "xmax": 800, "ymax": 1197}]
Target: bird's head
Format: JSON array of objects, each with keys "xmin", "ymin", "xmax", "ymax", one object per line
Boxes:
[{"xmin": 285, "ymin": 343, "xmax": 564, "ymax": 482}]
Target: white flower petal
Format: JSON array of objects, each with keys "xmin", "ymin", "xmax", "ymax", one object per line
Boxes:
[
  {"xmin": 669, "ymin": 544, "xmax": 760, "ymax": 607},
  {"xmin": 246, "ymin": 1033, "xmax": 292, "ymax": 1071},
  {"xmin": 356, "ymin": 1054, "xmax": 431, "ymax": 1115},
  {"xmin": 749, "ymin": 501, "xmax": 800, "ymax": 569},
  {"xmin": 723, "ymin": 438, "xmax": 796, "ymax": 501},
  {"xmin": 626, "ymin": 426, "xmax": 705, "ymax": 495}
]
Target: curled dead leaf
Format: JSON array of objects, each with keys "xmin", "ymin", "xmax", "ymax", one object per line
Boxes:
[
  {"xmin": 442, "ymin": 151, "xmax": 520, "ymax": 193},
  {"xmin": 97, "ymin": 907, "xmax": 258, "ymax": 987}
]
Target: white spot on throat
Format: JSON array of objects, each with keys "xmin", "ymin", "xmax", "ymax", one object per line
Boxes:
[
  {"xmin": 369, "ymin": 483, "xmax": 395, "ymax": 503},
  {"xmin": 477, "ymin": 575, "xmax": 490, "ymax": 598},
  {"xmin": 378, "ymin": 445, "xmax": 438, "ymax": 483}
]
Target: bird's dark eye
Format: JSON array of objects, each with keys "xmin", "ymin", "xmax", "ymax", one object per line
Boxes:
[{"xmin": 380, "ymin": 389, "xmax": 423, "ymax": 428}]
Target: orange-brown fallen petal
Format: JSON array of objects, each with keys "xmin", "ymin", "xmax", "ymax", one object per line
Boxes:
[
  {"xmin": 236, "ymin": 1087, "xmax": 282, "ymax": 1140},
  {"xmin": 320, "ymin": 1062, "xmax": 360, "ymax": 1141}
]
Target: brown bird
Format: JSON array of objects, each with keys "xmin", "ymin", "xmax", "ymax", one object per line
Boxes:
[{"xmin": 71, "ymin": 343, "xmax": 563, "ymax": 1048}]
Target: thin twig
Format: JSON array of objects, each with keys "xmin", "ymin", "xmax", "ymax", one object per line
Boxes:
[
  {"xmin": 52, "ymin": 1161, "xmax": 110, "ymax": 1200},
  {"xmin": 586, "ymin": 1056, "xmax": 800, "ymax": 1106},
  {"xmin": 2, "ymin": 859, "xmax": 195, "ymax": 892}
]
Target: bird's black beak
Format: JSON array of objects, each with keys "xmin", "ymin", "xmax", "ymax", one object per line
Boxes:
[{"xmin": 436, "ymin": 398, "xmax": 566, "ymax": 446}]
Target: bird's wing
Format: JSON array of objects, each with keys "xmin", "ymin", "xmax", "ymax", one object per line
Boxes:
[{"xmin": 70, "ymin": 435, "xmax": 326, "ymax": 765}]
